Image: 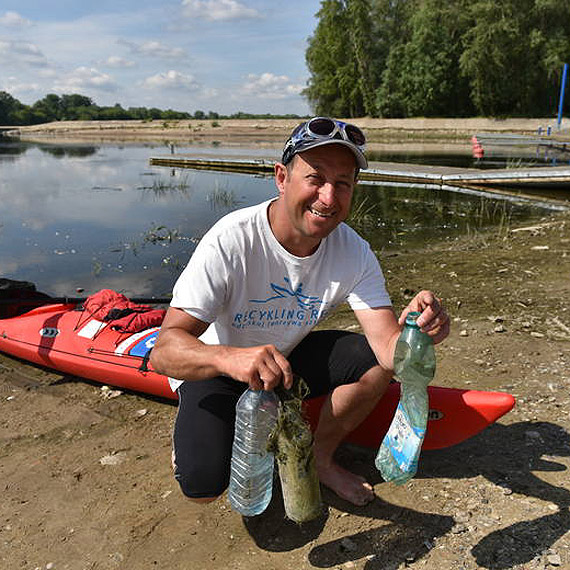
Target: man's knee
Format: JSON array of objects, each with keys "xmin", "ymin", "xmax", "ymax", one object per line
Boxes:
[
  {"xmin": 175, "ymin": 472, "xmax": 227, "ymax": 502},
  {"xmin": 356, "ymin": 364, "xmax": 392, "ymax": 395}
]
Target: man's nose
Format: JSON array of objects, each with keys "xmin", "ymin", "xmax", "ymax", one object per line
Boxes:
[{"xmin": 318, "ymin": 183, "xmax": 335, "ymax": 206}]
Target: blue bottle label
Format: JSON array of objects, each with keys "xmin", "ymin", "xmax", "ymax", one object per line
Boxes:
[{"xmin": 386, "ymin": 402, "xmax": 426, "ymax": 473}]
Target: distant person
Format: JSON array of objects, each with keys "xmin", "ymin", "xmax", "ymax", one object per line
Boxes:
[{"xmin": 151, "ymin": 117, "xmax": 450, "ymax": 507}]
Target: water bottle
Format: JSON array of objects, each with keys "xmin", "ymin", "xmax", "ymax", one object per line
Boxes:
[
  {"xmin": 375, "ymin": 311, "xmax": 436, "ymax": 485},
  {"xmin": 228, "ymin": 388, "xmax": 279, "ymax": 516}
]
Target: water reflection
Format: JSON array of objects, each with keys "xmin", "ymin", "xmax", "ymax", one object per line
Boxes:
[
  {"xmin": 39, "ymin": 145, "xmax": 98, "ymax": 158},
  {"xmin": 367, "ymin": 148, "xmax": 475, "ymax": 169},
  {"xmin": 366, "ymin": 145, "xmax": 570, "ymax": 170},
  {"xmin": 0, "ymin": 140, "xmax": 99, "ymax": 159},
  {"xmin": 0, "ymin": 141, "xmax": 558, "ymax": 299},
  {"xmin": 352, "ymin": 182, "xmax": 545, "ymax": 253}
]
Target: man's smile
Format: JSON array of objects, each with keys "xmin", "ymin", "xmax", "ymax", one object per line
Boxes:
[{"xmin": 308, "ymin": 207, "xmax": 335, "ymax": 218}]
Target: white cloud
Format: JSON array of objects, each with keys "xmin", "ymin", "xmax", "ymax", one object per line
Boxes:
[
  {"xmin": 120, "ymin": 39, "xmax": 186, "ymax": 59},
  {"xmin": 53, "ymin": 67, "xmax": 118, "ymax": 93},
  {"xmin": 181, "ymin": 0, "xmax": 261, "ymax": 21},
  {"xmin": 38, "ymin": 68, "xmax": 58, "ymax": 78},
  {"xmin": 2, "ymin": 78, "xmax": 41, "ymax": 94},
  {"xmin": 202, "ymin": 87, "xmax": 219, "ymax": 98},
  {"xmin": 103, "ymin": 55, "xmax": 136, "ymax": 68},
  {"xmin": 0, "ymin": 40, "xmax": 47, "ymax": 67},
  {"xmin": 142, "ymin": 70, "xmax": 200, "ymax": 90},
  {"xmin": 0, "ymin": 11, "xmax": 32, "ymax": 27},
  {"xmin": 241, "ymin": 72, "xmax": 304, "ymax": 99}
]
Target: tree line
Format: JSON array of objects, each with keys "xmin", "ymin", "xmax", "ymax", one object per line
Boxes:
[
  {"xmin": 304, "ymin": 0, "xmax": 570, "ymax": 118},
  {"xmin": 0, "ymin": 92, "xmax": 303, "ymax": 126}
]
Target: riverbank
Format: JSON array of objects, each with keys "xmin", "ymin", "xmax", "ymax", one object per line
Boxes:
[
  {"xmin": 4, "ymin": 116, "xmax": 570, "ymax": 144},
  {"xmin": 1, "ymin": 209, "xmax": 569, "ymax": 570}
]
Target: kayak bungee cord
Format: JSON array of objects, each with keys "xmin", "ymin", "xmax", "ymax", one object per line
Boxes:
[{"xmin": 0, "ymin": 332, "xmax": 150, "ymax": 372}]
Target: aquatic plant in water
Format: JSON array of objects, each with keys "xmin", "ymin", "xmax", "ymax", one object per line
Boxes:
[
  {"xmin": 348, "ymin": 196, "xmax": 378, "ymax": 230},
  {"xmin": 137, "ymin": 173, "xmax": 192, "ymax": 196},
  {"xmin": 207, "ymin": 182, "xmax": 242, "ymax": 210}
]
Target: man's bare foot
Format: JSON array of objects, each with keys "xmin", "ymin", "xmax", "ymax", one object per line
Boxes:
[{"xmin": 316, "ymin": 458, "xmax": 375, "ymax": 506}]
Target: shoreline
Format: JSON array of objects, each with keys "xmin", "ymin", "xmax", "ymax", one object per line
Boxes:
[{"xmin": 3, "ymin": 117, "xmax": 569, "ymax": 144}]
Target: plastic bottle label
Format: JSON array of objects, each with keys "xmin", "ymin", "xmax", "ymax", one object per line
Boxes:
[{"xmin": 385, "ymin": 402, "xmax": 426, "ymax": 472}]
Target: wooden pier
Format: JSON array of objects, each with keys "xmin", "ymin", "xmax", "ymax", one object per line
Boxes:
[
  {"xmin": 151, "ymin": 156, "xmax": 276, "ymax": 176},
  {"xmin": 150, "ymin": 155, "xmax": 570, "ymax": 197}
]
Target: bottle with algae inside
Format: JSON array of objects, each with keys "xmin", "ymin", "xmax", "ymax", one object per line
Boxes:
[
  {"xmin": 375, "ymin": 311, "xmax": 436, "ymax": 485},
  {"xmin": 270, "ymin": 376, "xmax": 322, "ymax": 524}
]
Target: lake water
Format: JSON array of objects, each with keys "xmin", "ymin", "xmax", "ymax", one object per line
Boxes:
[{"xmin": 0, "ymin": 139, "xmax": 561, "ymax": 299}]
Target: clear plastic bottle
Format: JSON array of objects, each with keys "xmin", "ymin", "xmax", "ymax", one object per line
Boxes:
[
  {"xmin": 228, "ymin": 388, "xmax": 279, "ymax": 516},
  {"xmin": 375, "ymin": 311, "xmax": 436, "ymax": 485}
]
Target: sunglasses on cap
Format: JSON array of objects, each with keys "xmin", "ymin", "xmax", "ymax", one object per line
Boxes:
[{"xmin": 281, "ymin": 117, "xmax": 367, "ymax": 168}]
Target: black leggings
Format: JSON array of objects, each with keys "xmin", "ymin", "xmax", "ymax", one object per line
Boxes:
[{"xmin": 172, "ymin": 330, "xmax": 378, "ymax": 498}]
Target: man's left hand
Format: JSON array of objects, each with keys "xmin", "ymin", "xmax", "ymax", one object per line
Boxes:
[{"xmin": 399, "ymin": 290, "xmax": 450, "ymax": 344}]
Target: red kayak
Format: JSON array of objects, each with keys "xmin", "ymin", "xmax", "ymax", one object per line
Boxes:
[{"xmin": 0, "ymin": 290, "xmax": 515, "ymax": 450}]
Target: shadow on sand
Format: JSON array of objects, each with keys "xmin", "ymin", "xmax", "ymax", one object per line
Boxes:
[{"xmin": 243, "ymin": 420, "xmax": 569, "ymax": 569}]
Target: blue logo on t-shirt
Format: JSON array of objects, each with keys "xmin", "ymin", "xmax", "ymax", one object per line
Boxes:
[
  {"xmin": 249, "ymin": 277, "xmax": 322, "ymax": 310},
  {"xmin": 232, "ymin": 277, "xmax": 330, "ymax": 330}
]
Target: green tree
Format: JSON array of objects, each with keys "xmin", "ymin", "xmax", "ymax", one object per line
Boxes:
[
  {"xmin": 306, "ymin": 0, "xmax": 570, "ymax": 118},
  {"xmin": 460, "ymin": 0, "xmax": 529, "ymax": 115},
  {"xmin": 92, "ymin": 105, "xmax": 115, "ymax": 120},
  {"xmin": 10, "ymin": 106, "xmax": 46, "ymax": 125},
  {"xmin": 0, "ymin": 91, "xmax": 199, "ymax": 125},
  {"xmin": 127, "ymin": 107, "xmax": 151, "ymax": 120},
  {"xmin": 304, "ymin": 0, "xmax": 358, "ymax": 116},
  {"xmin": 74, "ymin": 106, "xmax": 99, "ymax": 120},
  {"xmin": 460, "ymin": 0, "xmax": 570, "ymax": 115},
  {"xmin": 0, "ymin": 91, "xmax": 25, "ymax": 124},
  {"xmin": 522, "ymin": 0, "xmax": 570, "ymax": 114},
  {"xmin": 162, "ymin": 108, "xmax": 190, "ymax": 120},
  {"xmin": 60, "ymin": 94, "xmax": 95, "ymax": 120},
  {"xmin": 32, "ymin": 94, "xmax": 62, "ymax": 121},
  {"xmin": 305, "ymin": 0, "xmax": 407, "ymax": 117},
  {"xmin": 148, "ymin": 108, "xmax": 164, "ymax": 120},
  {"xmin": 377, "ymin": 0, "xmax": 473, "ymax": 117},
  {"xmin": 346, "ymin": 0, "xmax": 378, "ymax": 115}
]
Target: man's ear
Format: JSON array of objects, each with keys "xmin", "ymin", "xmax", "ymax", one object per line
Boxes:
[{"xmin": 274, "ymin": 162, "xmax": 288, "ymax": 194}]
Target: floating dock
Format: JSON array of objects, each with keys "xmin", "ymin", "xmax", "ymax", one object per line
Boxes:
[
  {"xmin": 367, "ymin": 161, "xmax": 570, "ymax": 189},
  {"xmin": 151, "ymin": 156, "xmax": 276, "ymax": 176},
  {"xmin": 473, "ymin": 132, "xmax": 570, "ymax": 151},
  {"xmin": 471, "ymin": 132, "xmax": 570, "ymax": 165},
  {"xmin": 150, "ymin": 155, "xmax": 570, "ymax": 190}
]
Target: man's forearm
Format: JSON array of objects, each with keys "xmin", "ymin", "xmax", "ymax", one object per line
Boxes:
[
  {"xmin": 150, "ymin": 328, "xmax": 231, "ymax": 381},
  {"xmin": 354, "ymin": 306, "xmax": 401, "ymax": 373},
  {"xmin": 369, "ymin": 330, "xmax": 399, "ymax": 375}
]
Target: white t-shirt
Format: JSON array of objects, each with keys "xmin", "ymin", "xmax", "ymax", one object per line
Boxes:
[{"xmin": 168, "ymin": 199, "xmax": 391, "ymax": 390}]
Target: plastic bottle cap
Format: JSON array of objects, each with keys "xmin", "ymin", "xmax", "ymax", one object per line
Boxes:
[{"xmin": 405, "ymin": 311, "xmax": 421, "ymax": 327}]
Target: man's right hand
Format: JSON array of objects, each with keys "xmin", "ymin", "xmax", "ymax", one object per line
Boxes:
[{"xmin": 219, "ymin": 344, "xmax": 293, "ymax": 391}]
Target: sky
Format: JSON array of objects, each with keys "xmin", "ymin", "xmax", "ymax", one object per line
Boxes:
[{"xmin": 0, "ymin": 0, "xmax": 321, "ymax": 116}]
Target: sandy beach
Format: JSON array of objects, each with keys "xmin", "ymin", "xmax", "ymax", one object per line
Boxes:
[{"xmin": 7, "ymin": 116, "xmax": 570, "ymax": 144}]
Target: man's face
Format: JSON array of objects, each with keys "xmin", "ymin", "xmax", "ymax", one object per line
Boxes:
[{"xmin": 275, "ymin": 144, "xmax": 357, "ymax": 246}]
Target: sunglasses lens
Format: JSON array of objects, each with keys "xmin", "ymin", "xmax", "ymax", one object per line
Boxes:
[
  {"xmin": 345, "ymin": 124, "xmax": 366, "ymax": 146},
  {"xmin": 308, "ymin": 117, "xmax": 336, "ymax": 136}
]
